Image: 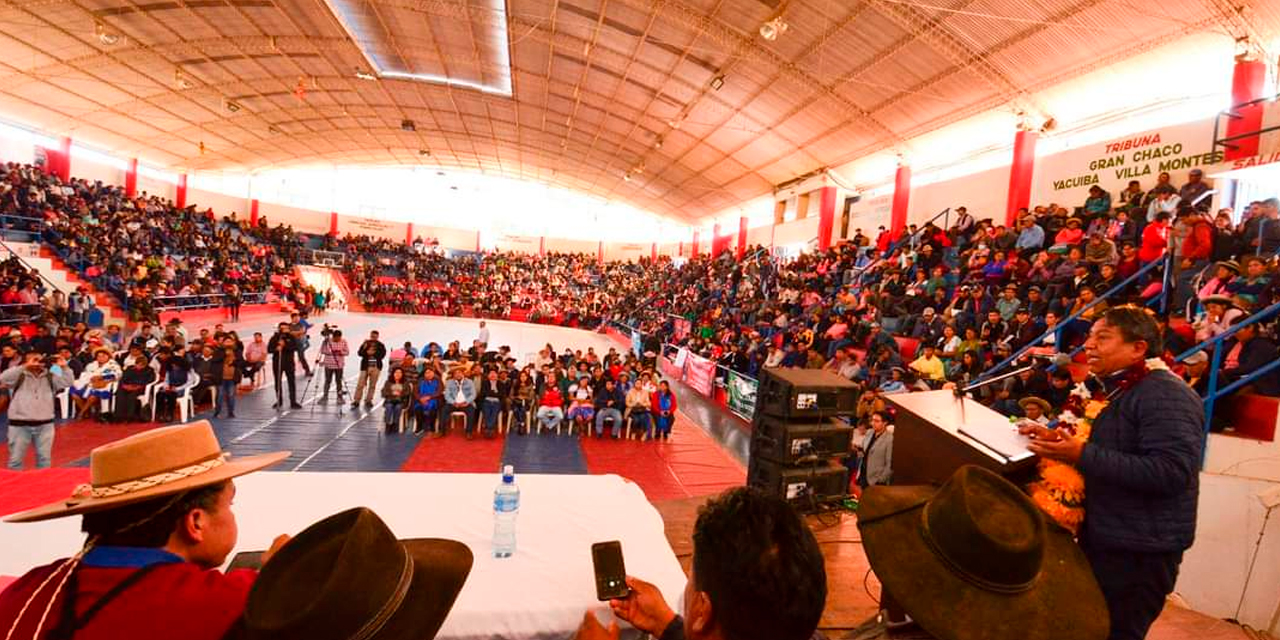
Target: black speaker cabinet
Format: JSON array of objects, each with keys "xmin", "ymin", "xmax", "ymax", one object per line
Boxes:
[
  {"xmin": 747, "ymin": 457, "xmax": 849, "ymax": 505},
  {"xmin": 751, "ymin": 415, "xmax": 855, "ymax": 465},
  {"xmin": 756, "ymin": 368, "xmax": 857, "ymax": 419}
]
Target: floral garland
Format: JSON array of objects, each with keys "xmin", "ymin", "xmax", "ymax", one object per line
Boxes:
[{"xmin": 1028, "ymin": 358, "xmax": 1168, "ymax": 533}]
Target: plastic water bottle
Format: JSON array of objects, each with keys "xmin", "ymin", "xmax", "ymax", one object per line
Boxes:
[{"xmin": 492, "ymin": 464, "xmax": 520, "ymax": 558}]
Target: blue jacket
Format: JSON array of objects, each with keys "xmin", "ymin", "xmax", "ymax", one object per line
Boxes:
[{"xmin": 1078, "ymin": 369, "xmax": 1204, "ymax": 553}]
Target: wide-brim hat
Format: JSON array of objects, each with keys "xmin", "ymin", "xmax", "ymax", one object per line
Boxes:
[
  {"xmin": 857, "ymin": 465, "xmax": 1108, "ymax": 640},
  {"xmin": 1215, "ymin": 260, "xmax": 1241, "ymax": 274},
  {"xmin": 1065, "ymin": 217, "xmax": 1082, "ymax": 226},
  {"xmin": 5, "ymin": 421, "xmax": 288, "ymax": 523},
  {"xmin": 240, "ymin": 507, "xmax": 473, "ymax": 640},
  {"xmin": 1201, "ymin": 294, "xmax": 1234, "ymax": 307},
  {"xmin": 1018, "ymin": 396, "xmax": 1050, "ymax": 412}
]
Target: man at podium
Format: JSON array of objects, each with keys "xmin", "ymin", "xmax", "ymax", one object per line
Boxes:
[{"xmin": 1020, "ymin": 306, "xmax": 1204, "ymax": 640}]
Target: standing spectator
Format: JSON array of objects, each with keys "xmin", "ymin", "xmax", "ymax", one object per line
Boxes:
[
  {"xmin": 352, "ymin": 330, "xmax": 386, "ymax": 409},
  {"xmin": 211, "ymin": 344, "xmax": 242, "ymax": 419},
  {"xmin": 268, "ymin": 322, "xmax": 302, "ymax": 409},
  {"xmin": 444, "ymin": 367, "xmax": 477, "ymax": 438},
  {"xmin": 1138, "ymin": 211, "xmax": 1170, "ymax": 263},
  {"xmin": 317, "ymin": 327, "xmax": 349, "ymax": 404},
  {"xmin": 477, "ymin": 320, "xmax": 490, "ymax": 346},
  {"xmin": 288, "ymin": 312, "xmax": 314, "ymax": 377},
  {"xmin": 2, "ymin": 352, "xmax": 73, "ymax": 470},
  {"xmin": 1179, "ymin": 168, "xmax": 1212, "ymax": 212},
  {"xmin": 858, "ymin": 411, "xmax": 894, "ymax": 488},
  {"xmin": 651, "ymin": 380, "xmax": 677, "ymax": 441},
  {"xmin": 593, "ymin": 378, "xmax": 625, "ymax": 438}
]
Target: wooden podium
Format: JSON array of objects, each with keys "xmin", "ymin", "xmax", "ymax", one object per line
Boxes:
[{"xmin": 884, "ymin": 390, "xmax": 1040, "ymax": 486}]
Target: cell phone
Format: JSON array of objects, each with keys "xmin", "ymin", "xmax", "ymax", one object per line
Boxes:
[
  {"xmin": 227, "ymin": 551, "xmax": 265, "ymax": 571},
  {"xmin": 591, "ymin": 540, "xmax": 629, "ymax": 601}
]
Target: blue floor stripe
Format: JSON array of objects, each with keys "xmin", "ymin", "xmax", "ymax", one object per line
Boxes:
[{"xmin": 500, "ymin": 432, "xmax": 589, "ymax": 474}]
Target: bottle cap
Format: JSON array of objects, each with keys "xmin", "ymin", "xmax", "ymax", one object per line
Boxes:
[{"xmin": 502, "ymin": 464, "xmax": 514, "ymax": 482}]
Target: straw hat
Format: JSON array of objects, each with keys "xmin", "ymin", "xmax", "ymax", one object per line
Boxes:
[
  {"xmin": 1201, "ymin": 294, "xmax": 1234, "ymax": 308},
  {"xmin": 5, "ymin": 421, "xmax": 288, "ymax": 523},
  {"xmin": 1018, "ymin": 396, "xmax": 1051, "ymax": 413},
  {"xmin": 1215, "ymin": 260, "xmax": 1241, "ymax": 275},
  {"xmin": 857, "ymin": 465, "xmax": 1108, "ymax": 640},
  {"xmin": 237, "ymin": 507, "xmax": 472, "ymax": 640}
]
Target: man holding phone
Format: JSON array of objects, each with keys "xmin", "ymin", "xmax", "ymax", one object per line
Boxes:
[
  {"xmin": 577, "ymin": 487, "xmax": 826, "ymax": 640},
  {"xmin": 2, "ymin": 351, "xmax": 74, "ymax": 470}
]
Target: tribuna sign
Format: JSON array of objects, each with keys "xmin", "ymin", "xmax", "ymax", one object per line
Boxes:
[{"xmin": 1037, "ymin": 121, "xmax": 1220, "ymax": 198}]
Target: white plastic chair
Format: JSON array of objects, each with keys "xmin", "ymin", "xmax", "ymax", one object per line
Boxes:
[{"xmin": 176, "ymin": 373, "xmax": 200, "ymax": 423}]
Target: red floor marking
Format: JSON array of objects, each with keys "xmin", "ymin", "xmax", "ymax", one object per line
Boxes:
[
  {"xmin": 0, "ymin": 468, "xmax": 91, "ymax": 517},
  {"xmin": 581, "ymin": 411, "xmax": 745, "ymax": 501},
  {"xmin": 400, "ymin": 432, "xmax": 506, "ymax": 472},
  {"xmin": 1, "ymin": 420, "xmax": 157, "ymax": 469}
]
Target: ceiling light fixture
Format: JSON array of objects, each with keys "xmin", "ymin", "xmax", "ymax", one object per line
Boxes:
[
  {"xmin": 354, "ymin": 69, "xmax": 377, "ymax": 81},
  {"xmin": 224, "ymin": 100, "xmax": 241, "ymax": 113},
  {"xmin": 95, "ymin": 23, "xmax": 120, "ymax": 46},
  {"xmin": 174, "ymin": 69, "xmax": 194, "ymax": 90},
  {"xmin": 623, "ymin": 172, "xmax": 631, "ymax": 182},
  {"xmin": 401, "ymin": 119, "xmax": 416, "ymax": 132},
  {"xmin": 654, "ymin": 137, "xmax": 663, "ymax": 149},
  {"xmin": 419, "ymin": 149, "xmax": 431, "ymax": 156},
  {"xmin": 759, "ymin": 17, "xmax": 788, "ymax": 41},
  {"xmin": 268, "ymin": 125, "xmax": 282, "ymax": 134},
  {"xmin": 709, "ymin": 75, "xmax": 725, "ymax": 91}
]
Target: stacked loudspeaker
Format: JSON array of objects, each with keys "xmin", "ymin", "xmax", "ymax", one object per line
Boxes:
[{"xmin": 747, "ymin": 368, "xmax": 857, "ymax": 510}]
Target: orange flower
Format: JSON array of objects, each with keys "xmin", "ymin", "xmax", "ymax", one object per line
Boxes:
[{"xmin": 1084, "ymin": 401, "xmax": 1106, "ymax": 420}]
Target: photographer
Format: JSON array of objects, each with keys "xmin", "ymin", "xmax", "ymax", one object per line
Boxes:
[
  {"xmin": 318, "ymin": 325, "xmax": 349, "ymax": 404},
  {"xmin": 267, "ymin": 322, "xmax": 302, "ymax": 410},
  {"xmin": 2, "ymin": 352, "xmax": 74, "ymax": 470},
  {"xmin": 352, "ymin": 330, "xmax": 386, "ymax": 409}
]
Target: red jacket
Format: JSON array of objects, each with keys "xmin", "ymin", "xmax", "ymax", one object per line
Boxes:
[
  {"xmin": 651, "ymin": 389, "xmax": 678, "ymax": 415},
  {"xmin": 0, "ymin": 560, "xmax": 255, "ymax": 640},
  {"xmin": 539, "ymin": 387, "xmax": 563, "ymax": 408},
  {"xmin": 1181, "ymin": 217, "xmax": 1214, "ymax": 261}
]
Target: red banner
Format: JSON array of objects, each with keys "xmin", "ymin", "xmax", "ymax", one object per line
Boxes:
[
  {"xmin": 684, "ymin": 354, "xmax": 715, "ymax": 396},
  {"xmin": 673, "ymin": 318, "xmax": 691, "ymax": 341}
]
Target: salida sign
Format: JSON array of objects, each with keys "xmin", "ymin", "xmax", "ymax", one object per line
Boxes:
[{"xmin": 1050, "ymin": 133, "xmax": 1223, "ymax": 192}]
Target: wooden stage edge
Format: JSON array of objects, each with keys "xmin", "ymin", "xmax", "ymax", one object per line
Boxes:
[{"xmin": 650, "ymin": 496, "xmax": 1255, "ymax": 640}]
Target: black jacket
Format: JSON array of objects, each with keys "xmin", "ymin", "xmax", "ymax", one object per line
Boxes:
[
  {"xmin": 267, "ymin": 332, "xmax": 300, "ymax": 365},
  {"xmin": 1221, "ymin": 336, "xmax": 1280, "ymax": 396},
  {"xmin": 358, "ymin": 340, "xmax": 387, "ymax": 369},
  {"xmin": 1078, "ymin": 369, "xmax": 1204, "ymax": 553}
]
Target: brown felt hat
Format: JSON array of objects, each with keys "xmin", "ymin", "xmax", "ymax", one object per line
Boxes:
[
  {"xmin": 1018, "ymin": 396, "xmax": 1051, "ymax": 413},
  {"xmin": 5, "ymin": 421, "xmax": 288, "ymax": 523},
  {"xmin": 240, "ymin": 507, "xmax": 473, "ymax": 640},
  {"xmin": 858, "ymin": 465, "xmax": 1108, "ymax": 640}
]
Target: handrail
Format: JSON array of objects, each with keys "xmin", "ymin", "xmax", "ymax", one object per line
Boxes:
[
  {"xmin": 881, "ymin": 207, "xmax": 950, "ymax": 259},
  {"xmin": 0, "ymin": 228, "xmax": 66, "ymax": 296},
  {"xmin": 976, "ymin": 253, "xmax": 1171, "ymax": 383}
]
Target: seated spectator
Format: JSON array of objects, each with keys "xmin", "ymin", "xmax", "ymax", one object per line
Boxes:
[
  {"xmin": 0, "ymin": 422, "xmax": 288, "ymax": 640},
  {"xmin": 70, "ymin": 348, "xmax": 121, "ymax": 421},
  {"xmin": 566, "ymin": 375, "xmax": 595, "ymax": 430},
  {"xmin": 1018, "ymin": 396, "xmax": 1051, "ymax": 425},
  {"xmin": 476, "ymin": 368, "xmax": 507, "ymax": 438},
  {"xmin": 1193, "ymin": 295, "xmax": 1244, "ymax": 342},
  {"xmin": 1220, "ymin": 316, "xmax": 1280, "ymax": 396},
  {"xmin": 651, "ymin": 380, "xmax": 677, "ymax": 440},
  {"xmin": 578, "ymin": 487, "xmax": 825, "ymax": 640},
  {"xmin": 414, "ymin": 367, "xmax": 443, "ymax": 435},
  {"xmin": 593, "ymin": 378, "xmax": 625, "ymax": 439},
  {"xmin": 114, "ymin": 354, "xmax": 155, "ymax": 422},
  {"xmin": 445, "ymin": 367, "xmax": 477, "ymax": 438},
  {"xmin": 536, "ymin": 383, "xmax": 564, "ymax": 433},
  {"xmin": 908, "ymin": 344, "xmax": 945, "ymax": 386},
  {"xmin": 382, "ymin": 367, "xmax": 412, "ymax": 433},
  {"xmin": 624, "ymin": 381, "xmax": 652, "ymax": 439}
]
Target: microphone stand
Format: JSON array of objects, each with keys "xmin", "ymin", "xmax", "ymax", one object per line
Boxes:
[{"xmin": 953, "ymin": 364, "xmax": 1036, "ymax": 424}]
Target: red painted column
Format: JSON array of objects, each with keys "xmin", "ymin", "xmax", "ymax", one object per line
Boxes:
[
  {"xmin": 737, "ymin": 216, "xmax": 748, "ymax": 259},
  {"xmin": 597, "ymin": 241, "xmax": 604, "ymax": 264},
  {"xmin": 475, "ymin": 231, "xmax": 481, "ymax": 252},
  {"xmin": 891, "ymin": 165, "xmax": 911, "ymax": 238},
  {"xmin": 692, "ymin": 231, "xmax": 700, "ymax": 257},
  {"xmin": 1005, "ymin": 131, "xmax": 1038, "ymax": 227},
  {"xmin": 249, "ymin": 198, "xmax": 259, "ymax": 226},
  {"xmin": 651, "ymin": 242, "xmax": 657, "ymax": 261},
  {"xmin": 406, "ymin": 222, "xmax": 414, "ymax": 245},
  {"xmin": 124, "ymin": 158, "xmax": 138, "ymax": 197},
  {"xmin": 678, "ymin": 241, "xmax": 684, "ymax": 257},
  {"xmin": 57, "ymin": 137, "xmax": 71, "ymax": 182},
  {"xmin": 329, "ymin": 211, "xmax": 339, "ymax": 236},
  {"xmin": 539, "ymin": 237, "xmax": 545, "ymax": 256},
  {"xmin": 176, "ymin": 173, "xmax": 188, "ymax": 209},
  {"xmin": 817, "ymin": 186, "xmax": 837, "ymax": 251},
  {"xmin": 1225, "ymin": 59, "xmax": 1269, "ymax": 161},
  {"xmin": 712, "ymin": 223, "xmax": 721, "ymax": 257}
]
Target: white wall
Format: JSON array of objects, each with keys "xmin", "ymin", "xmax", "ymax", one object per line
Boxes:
[
  {"xmin": 430, "ymin": 226, "xmax": 480, "ymax": 252},
  {"xmin": 545, "ymin": 238, "xmax": 596, "ymax": 255},
  {"xmin": 604, "ymin": 242, "xmax": 648, "ymax": 262},
  {"xmin": 0, "ymin": 136, "xmax": 34, "ymax": 166},
  {"xmin": 1031, "ymin": 119, "xmax": 1220, "ymax": 210},
  {"xmin": 848, "ymin": 193, "xmax": 893, "ymax": 236},
  {"xmin": 745, "ymin": 224, "xmax": 773, "ymax": 248},
  {"xmin": 771, "ymin": 216, "xmax": 819, "ymax": 249},
  {"xmin": 188, "ymin": 188, "xmax": 249, "ymax": 219},
  {"xmin": 260, "ymin": 201, "xmax": 330, "ymax": 235},
  {"xmin": 338, "ymin": 215, "xmax": 407, "ymax": 242},
  {"xmin": 488, "ymin": 234, "xmax": 540, "ymax": 255},
  {"xmin": 68, "ymin": 153, "xmax": 124, "ymax": 187}
]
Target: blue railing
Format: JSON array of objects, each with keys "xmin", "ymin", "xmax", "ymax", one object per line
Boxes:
[
  {"xmin": 879, "ymin": 207, "xmax": 950, "ymax": 260},
  {"xmin": 1171, "ymin": 297, "xmax": 1280, "ymax": 450},
  {"xmin": 976, "ymin": 252, "xmax": 1174, "ymax": 383}
]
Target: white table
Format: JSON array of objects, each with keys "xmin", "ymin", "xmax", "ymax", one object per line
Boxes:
[{"xmin": 0, "ymin": 472, "xmax": 688, "ymax": 640}]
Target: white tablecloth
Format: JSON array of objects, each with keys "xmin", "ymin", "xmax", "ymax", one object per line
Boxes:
[{"xmin": 0, "ymin": 472, "xmax": 689, "ymax": 640}]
